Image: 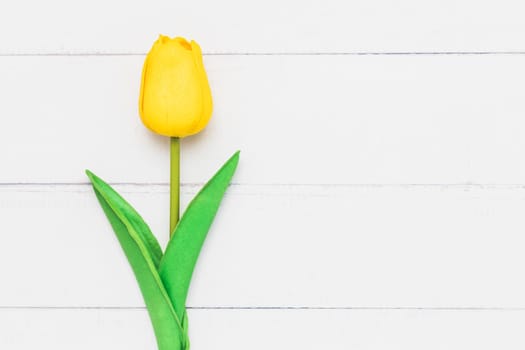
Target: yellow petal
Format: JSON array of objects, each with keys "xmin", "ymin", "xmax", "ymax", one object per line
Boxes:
[
  {"xmin": 139, "ymin": 36, "xmax": 213, "ymax": 137},
  {"xmin": 189, "ymin": 40, "xmax": 213, "ymax": 135}
]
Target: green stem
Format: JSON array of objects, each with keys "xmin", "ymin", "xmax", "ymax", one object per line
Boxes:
[{"xmin": 170, "ymin": 137, "xmax": 180, "ymax": 238}]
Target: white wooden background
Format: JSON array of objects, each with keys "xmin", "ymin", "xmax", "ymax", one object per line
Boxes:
[{"xmin": 2, "ymin": 0, "xmax": 525, "ymax": 348}]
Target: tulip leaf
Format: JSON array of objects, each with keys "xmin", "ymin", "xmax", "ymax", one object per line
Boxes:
[
  {"xmin": 86, "ymin": 170, "xmax": 183, "ymax": 350},
  {"xmin": 159, "ymin": 151, "xmax": 240, "ymax": 321},
  {"xmin": 85, "ymin": 171, "xmax": 163, "ymax": 267},
  {"xmin": 181, "ymin": 310, "xmax": 190, "ymax": 349}
]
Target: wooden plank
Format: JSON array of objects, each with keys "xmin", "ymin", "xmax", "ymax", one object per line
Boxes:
[
  {"xmin": 1, "ymin": 1, "xmax": 525, "ymax": 53},
  {"xmin": 2, "ymin": 308, "xmax": 525, "ymax": 349},
  {"xmin": 2, "ymin": 55, "xmax": 525, "ymax": 184},
  {"xmin": 2, "ymin": 184, "xmax": 525, "ymax": 307}
]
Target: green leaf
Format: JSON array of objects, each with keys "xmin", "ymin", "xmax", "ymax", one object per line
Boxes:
[
  {"xmin": 181, "ymin": 310, "xmax": 190, "ymax": 350},
  {"xmin": 86, "ymin": 171, "xmax": 163, "ymax": 267},
  {"xmin": 86, "ymin": 170, "xmax": 183, "ymax": 350},
  {"xmin": 159, "ymin": 151, "xmax": 240, "ymax": 321}
]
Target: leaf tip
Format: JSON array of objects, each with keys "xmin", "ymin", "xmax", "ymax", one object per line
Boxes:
[
  {"xmin": 230, "ymin": 150, "xmax": 240, "ymax": 165},
  {"xmin": 85, "ymin": 169, "xmax": 97, "ymax": 184}
]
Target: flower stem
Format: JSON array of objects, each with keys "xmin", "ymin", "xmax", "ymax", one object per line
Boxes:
[{"xmin": 170, "ymin": 137, "xmax": 180, "ymax": 238}]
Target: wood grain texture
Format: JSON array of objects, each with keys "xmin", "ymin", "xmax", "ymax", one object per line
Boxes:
[
  {"xmin": 2, "ymin": 308, "xmax": 525, "ymax": 350},
  {"xmin": 2, "ymin": 184, "xmax": 525, "ymax": 308},
  {"xmin": 1, "ymin": 0, "xmax": 525, "ymax": 54},
  {"xmin": 2, "ymin": 55, "xmax": 525, "ymax": 184}
]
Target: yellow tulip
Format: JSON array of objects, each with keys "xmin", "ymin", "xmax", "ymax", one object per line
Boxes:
[{"xmin": 139, "ymin": 35, "xmax": 213, "ymax": 137}]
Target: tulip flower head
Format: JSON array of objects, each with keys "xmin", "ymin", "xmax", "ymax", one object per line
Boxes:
[{"xmin": 139, "ymin": 35, "xmax": 213, "ymax": 137}]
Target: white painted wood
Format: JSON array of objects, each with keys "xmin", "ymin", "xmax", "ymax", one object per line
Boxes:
[
  {"xmin": 2, "ymin": 308, "xmax": 525, "ymax": 349},
  {"xmin": 1, "ymin": 1, "xmax": 525, "ymax": 54},
  {"xmin": 3, "ymin": 1, "xmax": 525, "ymax": 347},
  {"xmin": 2, "ymin": 184, "xmax": 525, "ymax": 307},
  {"xmin": 2, "ymin": 55, "xmax": 525, "ymax": 184}
]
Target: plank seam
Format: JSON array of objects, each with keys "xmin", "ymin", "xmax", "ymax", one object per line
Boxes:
[
  {"xmin": 2, "ymin": 306, "xmax": 525, "ymax": 311},
  {"xmin": 2, "ymin": 51, "xmax": 525, "ymax": 57},
  {"xmin": 2, "ymin": 183, "xmax": 525, "ymax": 189}
]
